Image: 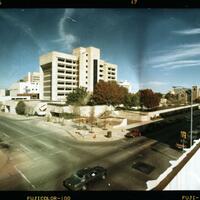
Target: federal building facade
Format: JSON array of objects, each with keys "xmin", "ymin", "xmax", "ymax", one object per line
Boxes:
[{"xmin": 39, "ymin": 47, "xmax": 117, "ymax": 101}]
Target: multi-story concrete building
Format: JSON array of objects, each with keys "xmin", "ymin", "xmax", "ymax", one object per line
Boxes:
[{"xmin": 40, "ymin": 47, "xmax": 118, "ymax": 101}]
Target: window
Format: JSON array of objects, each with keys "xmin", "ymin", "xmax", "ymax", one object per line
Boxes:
[
  {"xmin": 86, "ymin": 60, "xmax": 88, "ymax": 62},
  {"xmin": 86, "ymin": 71, "xmax": 88, "ymax": 73},
  {"xmin": 86, "ymin": 54, "xmax": 88, "ymax": 56},
  {"xmin": 86, "ymin": 82, "xmax": 88, "ymax": 84},
  {"xmin": 86, "ymin": 65, "xmax": 88, "ymax": 68},
  {"xmin": 66, "ymin": 59, "xmax": 72, "ymax": 63},
  {"xmin": 58, "ymin": 58, "xmax": 65, "ymax": 62},
  {"xmin": 58, "ymin": 64, "xmax": 64, "ymax": 67},
  {"xmin": 86, "ymin": 76, "xmax": 88, "ymax": 79}
]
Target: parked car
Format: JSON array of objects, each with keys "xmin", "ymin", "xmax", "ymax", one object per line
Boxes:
[
  {"xmin": 63, "ymin": 166, "xmax": 107, "ymax": 191},
  {"xmin": 125, "ymin": 129, "xmax": 141, "ymax": 138},
  {"xmin": 187, "ymin": 130, "xmax": 200, "ymax": 141}
]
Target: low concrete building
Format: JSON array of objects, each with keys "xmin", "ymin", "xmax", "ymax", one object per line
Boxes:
[
  {"xmin": 118, "ymin": 80, "xmax": 132, "ymax": 92},
  {"xmin": 9, "ymin": 72, "xmax": 40, "ymax": 99}
]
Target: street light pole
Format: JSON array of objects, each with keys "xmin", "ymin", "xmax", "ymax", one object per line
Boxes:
[{"xmin": 190, "ymin": 88, "xmax": 193, "ymax": 147}]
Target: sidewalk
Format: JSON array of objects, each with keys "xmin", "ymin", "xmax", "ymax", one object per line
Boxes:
[
  {"xmin": 31, "ymin": 117, "xmax": 158, "ymax": 142},
  {"xmin": 0, "ymin": 111, "xmax": 158, "ymax": 142}
]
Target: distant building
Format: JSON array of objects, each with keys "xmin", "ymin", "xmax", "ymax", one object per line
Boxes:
[
  {"xmin": 0, "ymin": 89, "xmax": 11, "ymax": 102},
  {"xmin": 39, "ymin": 46, "xmax": 118, "ymax": 101},
  {"xmin": 118, "ymin": 80, "xmax": 132, "ymax": 92},
  {"xmin": 9, "ymin": 72, "xmax": 40, "ymax": 100},
  {"xmin": 168, "ymin": 86, "xmax": 189, "ymax": 105},
  {"xmin": 22, "ymin": 72, "xmax": 40, "ymax": 83},
  {"xmin": 192, "ymin": 86, "xmax": 199, "ymax": 101},
  {"xmin": 0, "ymin": 89, "xmax": 5, "ymax": 97}
]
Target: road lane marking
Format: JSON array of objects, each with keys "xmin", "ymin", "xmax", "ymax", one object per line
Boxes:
[
  {"xmin": 2, "ymin": 132, "xmax": 10, "ymax": 138},
  {"xmin": 14, "ymin": 165, "xmax": 36, "ymax": 189},
  {"xmin": 56, "ymin": 139, "xmax": 66, "ymax": 144},
  {"xmin": 37, "ymin": 140, "xmax": 54, "ymax": 149},
  {"xmin": 20, "ymin": 144, "xmax": 31, "ymax": 152},
  {"xmin": 50, "ymin": 150, "xmax": 63, "ymax": 156}
]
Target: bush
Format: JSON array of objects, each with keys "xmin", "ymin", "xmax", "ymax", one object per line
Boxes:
[{"xmin": 16, "ymin": 101, "xmax": 26, "ymax": 115}]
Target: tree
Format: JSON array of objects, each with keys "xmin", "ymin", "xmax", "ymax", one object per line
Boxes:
[
  {"xmin": 16, "ymin": 101, "xmax": 26, "ymax": 115},
  {"xmin": 123, "ymin": 93, "xmax": 140, "ymax": 108},
  {"xmin": 92, "ymin": 80, "xmax": 128, "ymax": 106},
  {"xmin": 155, "ymin": 92, "xmax": 163, "ymax": 99},
  {"xmin": 123, "ymin": 93, "xmax": 133, "ymax": 108},
  {"xmin": 132, "ymin": 93, "xmax": 140, "ymax": 107},
  {"xmin": 139, "ymin": 89, "xmax": 161, "ymax": 110},
  {"xmin": 72, "ymin": 105, "xmax": 81, "ymax": 129},
  {"xmin": 88, "ymin": 106, "xmax": 96, "ymax": 133},
  {"xmin": 66, "ymin": 87, "xmax": 89, "ymax": 106}
]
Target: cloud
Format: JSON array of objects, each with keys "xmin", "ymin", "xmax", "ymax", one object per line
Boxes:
[
  {"xmin": 152, "ymin": 60, "xmax": 200, "ymax": 70},
  {"xmin": 140, "ymin": 81, "xmax": 168, "ymax": 87},
  {"xmin": 52, "ymin": 9, "xmax": 77, "ymax": 51},
  {"xmin": 0, "ymin": 11, "xmax": 46, "ymax": 53},
  {"xmin": 148, "ymin": 43, "xmax": 200, "ymax": 70},
  {"xmin": 173, "ymin": 28, "xmax": 200, "ymax": 35}
]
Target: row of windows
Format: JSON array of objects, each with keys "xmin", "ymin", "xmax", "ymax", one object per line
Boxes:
[
  {"xmin": 58, "ymin": 64, "xmax": 77, "ymax": 69},
  {"xmin": 108, "ymin": 72, "xmax": 115, "ymax": 75},
  {"xmin": 108, "ymin": 68, "xmax": 116, "ymax": 71},
  {"xmin": 57, "ymin": 57, "xmax": 77, "ymax": 64}
]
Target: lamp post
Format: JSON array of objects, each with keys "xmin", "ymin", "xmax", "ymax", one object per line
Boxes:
[{"xmin": 190, "ymin": 88, "xmax": 193, "ymax": 147}]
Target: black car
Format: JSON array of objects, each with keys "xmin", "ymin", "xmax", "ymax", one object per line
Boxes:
[{"xmin": 63, "ymin": 166, "xmax": 107, "ymax": 191}]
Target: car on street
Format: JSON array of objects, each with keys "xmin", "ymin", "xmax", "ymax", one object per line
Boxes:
[
  {"xmin": 63, "ymin": 166, "xmax": 107, "ymax": 191},
  {"xmin": 187, "ymin": 130, "xmax": 200, "ymax": 141},
  {"xmin": 125, "ymin": 129, "xmax": 141, "ymax": 138}
]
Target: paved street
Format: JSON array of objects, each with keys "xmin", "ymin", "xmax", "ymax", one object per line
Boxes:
[{"xmin": 1, "ymin": 110, "xmax": 196, "ymax": 191}]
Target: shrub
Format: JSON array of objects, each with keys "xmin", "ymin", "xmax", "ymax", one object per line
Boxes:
[{"xmin": 15, "ymin": 101, "xmax": 26, "ymax": 115}]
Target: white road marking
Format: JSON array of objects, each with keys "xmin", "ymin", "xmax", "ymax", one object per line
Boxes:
[
  {"xmin": 50, "ymin": 150, "xmax": 63, "ymax": 156},
  {"xmin": 14, "ymin": 165, "xmax": 36, "ymax": 189},
  {"xmin": 2, "ymin": 132, "xmax": 10, "ymax": 138},
  {"xmin": 37, "ymin": 140, "xmax": 54, "ymax": 149},
  {"xmin": 20, "ymin": 144, "xmax": 31, "ymax": 152},
  {"xmin": 56, "ymin": 139, "xmax": 66, "ymax": 144}
]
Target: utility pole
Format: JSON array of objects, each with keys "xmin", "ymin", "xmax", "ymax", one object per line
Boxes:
[{"xmin": 190, "ymin": 88, "xmax": 193, "ymax": 147}]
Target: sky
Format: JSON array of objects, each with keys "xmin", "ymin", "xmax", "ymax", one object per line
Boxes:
[{"xmin": 1, "ymin": 9, "xmax": 200, "ymax": 93}]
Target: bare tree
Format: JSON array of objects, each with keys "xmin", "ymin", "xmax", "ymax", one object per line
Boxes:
[
  {"xmin": 73, "ymin": 105, "xmax": 81, "ymax": 129},
  {"xmin": 88, "ymin": 106, "xmax": 96, "ymax": 133}
]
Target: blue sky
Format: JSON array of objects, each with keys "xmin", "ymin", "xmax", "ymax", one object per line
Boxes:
[{"xmin": 1, "ymin": 9, "xmax": 200, "ymax": 93}]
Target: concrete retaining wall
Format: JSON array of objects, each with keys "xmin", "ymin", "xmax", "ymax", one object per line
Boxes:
[{"xmin": 48, "ymin": 105, "xmax": 114, "ymax": 118}]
